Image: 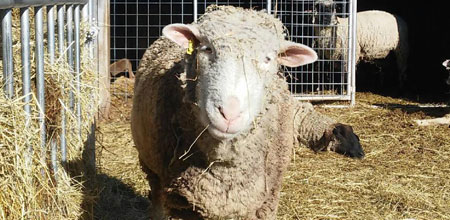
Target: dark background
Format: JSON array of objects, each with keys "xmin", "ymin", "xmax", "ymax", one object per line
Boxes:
[{"xmin": 357, "ymin": 0, "xmax": 450, "ymax": 101}]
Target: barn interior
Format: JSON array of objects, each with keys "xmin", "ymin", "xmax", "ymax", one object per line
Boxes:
[
  {"xmin": 110, "ymin": 0, "xmax": 450, "ymax": 102},
  {"xmin": 357, "ymin": 0, "xmax": 450, "ymax": 101}
]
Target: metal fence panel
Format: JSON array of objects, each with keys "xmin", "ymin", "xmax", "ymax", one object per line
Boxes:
[{"xmin": 110, "ymin": 0, "xmax": 356, "ymax": 103}]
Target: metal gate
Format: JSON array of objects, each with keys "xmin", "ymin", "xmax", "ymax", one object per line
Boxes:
[{"xmin": 110, "ymin": 0, "xmax": 356, "ymax": 104}]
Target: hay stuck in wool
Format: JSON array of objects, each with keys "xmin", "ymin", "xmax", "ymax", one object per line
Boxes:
[{"xmin": 0, "ymin": 7, "xmax": 98, "ymax": 219}]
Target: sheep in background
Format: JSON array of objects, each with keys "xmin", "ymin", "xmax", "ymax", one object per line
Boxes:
[
  {"xmin": 313, "ymin": 0, "xmax": 409, "ymax": 88},
  {"xmin": 110, "ymin": 58, "xmax": 135, "ymax": 80},
  {"xmin": 444, "ymin": 59, "xmax": 450, "ymax": 85},
  {"xmin": 132, "ymin": 6, "xmax": 364, "ymax": 220},
  {"xmin": 414, "ymin": 60, "xmax": 450, "ymax": 126}
]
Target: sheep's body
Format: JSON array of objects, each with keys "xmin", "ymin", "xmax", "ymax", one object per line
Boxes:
[
  {"xmin": 315, "ymin": 10, "xmax": 409, "ymax": 86},
  {"xmin": 134, "ymin": 37, "xmax": 330, "ymax": 219},
  {"xmin": 132, "ymin": 6, "xmax": 363, "ymax": 219}
]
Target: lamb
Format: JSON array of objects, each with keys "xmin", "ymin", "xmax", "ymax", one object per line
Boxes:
[
  {"xmin": 131, "ymin": 5, "xmax": 364, "ymax": 220},
  {"xmin": 313, "ymin": 0, "xmax": 409, "ymax": 87}
]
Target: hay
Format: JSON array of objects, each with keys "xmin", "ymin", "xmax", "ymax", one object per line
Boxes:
[
  {"xmin": 0, "ymin": 7, "xmax": 98, "ymax": 219},
  {"xmin": 99, "ymin": 83, "xmax": 450, "ymax": 219},
  {"xmin": 277, "ymin": 92, "xmax": 450, "ymax": 219}
]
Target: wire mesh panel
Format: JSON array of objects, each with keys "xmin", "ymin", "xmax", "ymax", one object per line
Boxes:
[
  {"xmin": 273, "ymin": 0, "xmax": 355, "ymax": 101},
  {"xmin": 110, "ymin": 0, "xmax": 355, "ymax": 103}
]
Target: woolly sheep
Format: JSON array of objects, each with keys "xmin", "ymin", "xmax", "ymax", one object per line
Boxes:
[
  {"xmin": 313, "ymin": 0, "xmax": 409, "ymax": 87},
  {"xmin": 131, "ymin": 5, "xmax": 364, "ymax": 220}
]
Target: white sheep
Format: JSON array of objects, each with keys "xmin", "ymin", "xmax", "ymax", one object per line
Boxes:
[
  {"xmin": 131, "ymin": 5, "xmax": 364, "ymax": 220},
  {"xmin": 313, "ymin": 0, "xmax": 409, "ymax": 87}
]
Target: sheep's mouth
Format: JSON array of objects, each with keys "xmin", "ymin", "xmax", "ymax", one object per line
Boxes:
[{"xmin": 207, "ymin": 124, "xmax": 240, "ymax": 140}]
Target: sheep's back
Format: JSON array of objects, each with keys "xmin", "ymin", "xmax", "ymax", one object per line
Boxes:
[{"xmin": 356, "ymin": 10, "xmax": 402, "ymax": 60}]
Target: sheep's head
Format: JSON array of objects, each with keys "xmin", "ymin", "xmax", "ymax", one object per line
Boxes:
[
  {"xmin": 443, "ymin": 60, "xmax": 450, "ymax": 85},
  {"xmin": 313, "ymin": 0, "xmax": 336, "ymax": 26},
  {"xmin": 163, "ymin": 6, "xmax": 317, "ymax": 140}
]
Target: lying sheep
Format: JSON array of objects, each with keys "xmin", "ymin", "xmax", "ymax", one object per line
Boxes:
[
  {"xmin": 313, "ymin": 0, "xmax": 409, "ymax": 87},
  {"xmin": 131, "ymin": 5, "xmax": 364, "ymax": 220}
]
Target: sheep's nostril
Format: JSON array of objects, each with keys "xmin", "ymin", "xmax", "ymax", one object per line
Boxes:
[
  {"xmin": 218, "ymin": 107, "xmax": 226, "ymax": 119},
  {"xmin": 217, "ymin": 96, "xmax": 241, "ymax": 122}
]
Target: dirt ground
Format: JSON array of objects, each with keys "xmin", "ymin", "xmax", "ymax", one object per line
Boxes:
[{"xmin": 94, "ymin": 78, "xmax": 450, "ymax": 219}]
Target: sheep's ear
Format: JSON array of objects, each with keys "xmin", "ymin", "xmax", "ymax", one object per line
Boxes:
[
  {"xmin": 162, "ymin": 24, "xmax": 201, "ymax": 49},
  {"xmin": 278, "ymin": 41, "xmax": 318, "ymax": 67}
]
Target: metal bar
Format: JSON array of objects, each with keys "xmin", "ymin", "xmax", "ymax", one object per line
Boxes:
[
  {"xmin": 74, "ymin": 4, "xmax": 81, "ymax": 139},
  {"xmin": 20, "ymin": 7, "xmax": 32, "ymax": 165},
  {"xmin": 0, "ymin": 0, "xmax": 88, "ymax": 9},
  {"xmin": 266, "ymin": 0, "xmax": 271, "ymax": 14},
  {"xmin": 1, "ymin": 9, "xmax": 14, "ymax": 99},
  {"xmin": 67, "ymin": 5, "xmax": 74, "ymax": 110},
  {"xmin": 294, "ymin": 95, "xmax": 352, "ymax": 101},
  {"xmin": 350, "ymin": 0, "xmax": 357, "ymax": 106},
  {"xmin": 35, "ymin": 6, "xmax": 46, "ymax": 152},
  {"xmin": 48, "ymin": 5, "xmax": 55, "ymax": 63},
  {"xmin": 81, "ymin": 2, "xmax": 88, "ymax": 22},
  {"xmin": 57, "ymin": 5, "xmax": 67, "ymax": 164},
  {"xmin": 193, "ymin": 0, "xmax": 198, "ymax": 22}
]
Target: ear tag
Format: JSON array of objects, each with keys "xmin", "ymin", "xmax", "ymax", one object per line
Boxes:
[{"xmin": 187, "ymin": 40, "xmax": 194, "ymax": 55}]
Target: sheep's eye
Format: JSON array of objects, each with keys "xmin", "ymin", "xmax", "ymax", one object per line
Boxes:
[
  {"xmin": 264, "ymin": 56, "xmax": 272, "ymax": 64},
  {"xmin": 199, "ymin": 45, "xmax": 213, "ymax": 54}
]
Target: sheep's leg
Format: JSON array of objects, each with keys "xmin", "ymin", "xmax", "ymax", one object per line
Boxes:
[
  {"xmin": 140, "ymin": 160, "xmax": 168, "ymax": 220},
  {"xmin": 395, "ymin": 47, "xmax": 408, "ymax": 89}
]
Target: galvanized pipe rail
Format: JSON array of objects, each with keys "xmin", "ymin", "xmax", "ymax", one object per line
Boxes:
[{"xmin": 1, "ymin": 0, "xmax": 92, "ymax": 179}]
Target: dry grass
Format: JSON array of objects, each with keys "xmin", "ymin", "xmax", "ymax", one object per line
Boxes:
[
  {"xmin": 0, "ymin": 7, "xmax": 97, "ymax": 219},
  {"xmin": 99, "ymin": 79, "xmax": 450, "ymax": 219},
  {"xmin": 279, "ymin": 93, "xmax": 450, "ymax": 220}
]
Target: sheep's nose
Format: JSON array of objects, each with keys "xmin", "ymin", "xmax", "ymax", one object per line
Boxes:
[{"xmin": 218, "ymin": 96, "xmax": 241, "ymax": 121}]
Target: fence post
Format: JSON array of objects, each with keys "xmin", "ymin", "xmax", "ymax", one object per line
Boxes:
[
  {"xmin": 1, "ymin": 9, "xmax": 14, "ymax": 99},
  {"xmin": 57, "ymin": 5, "xmax": 67, "ymax": 165},
  {"xmin": 20, "ymin": 7, "xmax": 32, "ymax": 166},
  {"xmin": 193, "ymin": 0, "xmax": 197, "ymax": 22},
  {"xmin": 35, "ymin": 6, "xmax": 46, "ymax": 154},
  {"xmin": 97, "ymin": 0, "xmax": 110, "ymax": 121}
]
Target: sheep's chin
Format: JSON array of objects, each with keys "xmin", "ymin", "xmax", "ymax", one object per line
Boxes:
[{"xmin": 207, "ymin": 126, "xmax": 240, "ymax": 140}]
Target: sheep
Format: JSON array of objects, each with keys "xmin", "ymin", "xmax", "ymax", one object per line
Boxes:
[
  {"xmin": 444, "ymin": 59, "xmax": 450, "ymax": 85},
  {"xmin": 110, "ymin": 58, "xmax": 135, "ymax": 80},
  {"xmin": 313, "ymin": 0, "xmax": 409, "ymax": 88},
  {"xmin": 131, "ymin": 5, "xmax": 364, "ymax": 220},
  {"xmin": 414, "ymin": 60, "xmax": 450, "ymax": 126}
]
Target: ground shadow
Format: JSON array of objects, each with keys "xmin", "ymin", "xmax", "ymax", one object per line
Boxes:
[
  {"xmin": 373, "ymin": 103, "xmax": 450, "ymax": 118},
  {"xmin": 65, "ymin": 159, "xmax": 150, "ymax": 220}
]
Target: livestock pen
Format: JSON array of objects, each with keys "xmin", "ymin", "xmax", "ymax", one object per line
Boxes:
[
  {"xmin": 0, "ymin": 0, "xmax": 101, "ymax": 218},
  {"xmin": 2, "ymin": 0, "xmax": 450, "ymax": 219}
]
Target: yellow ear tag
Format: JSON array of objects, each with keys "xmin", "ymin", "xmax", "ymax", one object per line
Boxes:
[{"xmin": 187, "ymin": 40, "xmax": 194, "ymax": 55}]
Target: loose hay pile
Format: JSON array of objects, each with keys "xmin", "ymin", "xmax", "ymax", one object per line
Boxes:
[
  {"xmin": 0, "ymin": 7, "xmax": 97, "ymax": 219},
  {"xmin": 100, "ymin": 82, "xmax": 450, "ymax": 219},
  {"xmin": 278, "ymin": 93, "xmax": 450, "ymax": 219}
]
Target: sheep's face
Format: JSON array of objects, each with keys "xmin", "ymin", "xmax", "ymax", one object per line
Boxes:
[
  {"xmin": 313, "ymin": 0, "xmax": 336, "ymax": 26},
  {"xmin": 443, "ymin": 60, "xmax": 450, "ymax": 85},
  {"xmin": 163, "ymin": 19, "xmax": 317, "ymax": 140}
]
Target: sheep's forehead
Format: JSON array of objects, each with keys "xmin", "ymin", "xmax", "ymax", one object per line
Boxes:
[{"xmin": 196, "ymin": 6, "xmax": 285, "ymax": 55}]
